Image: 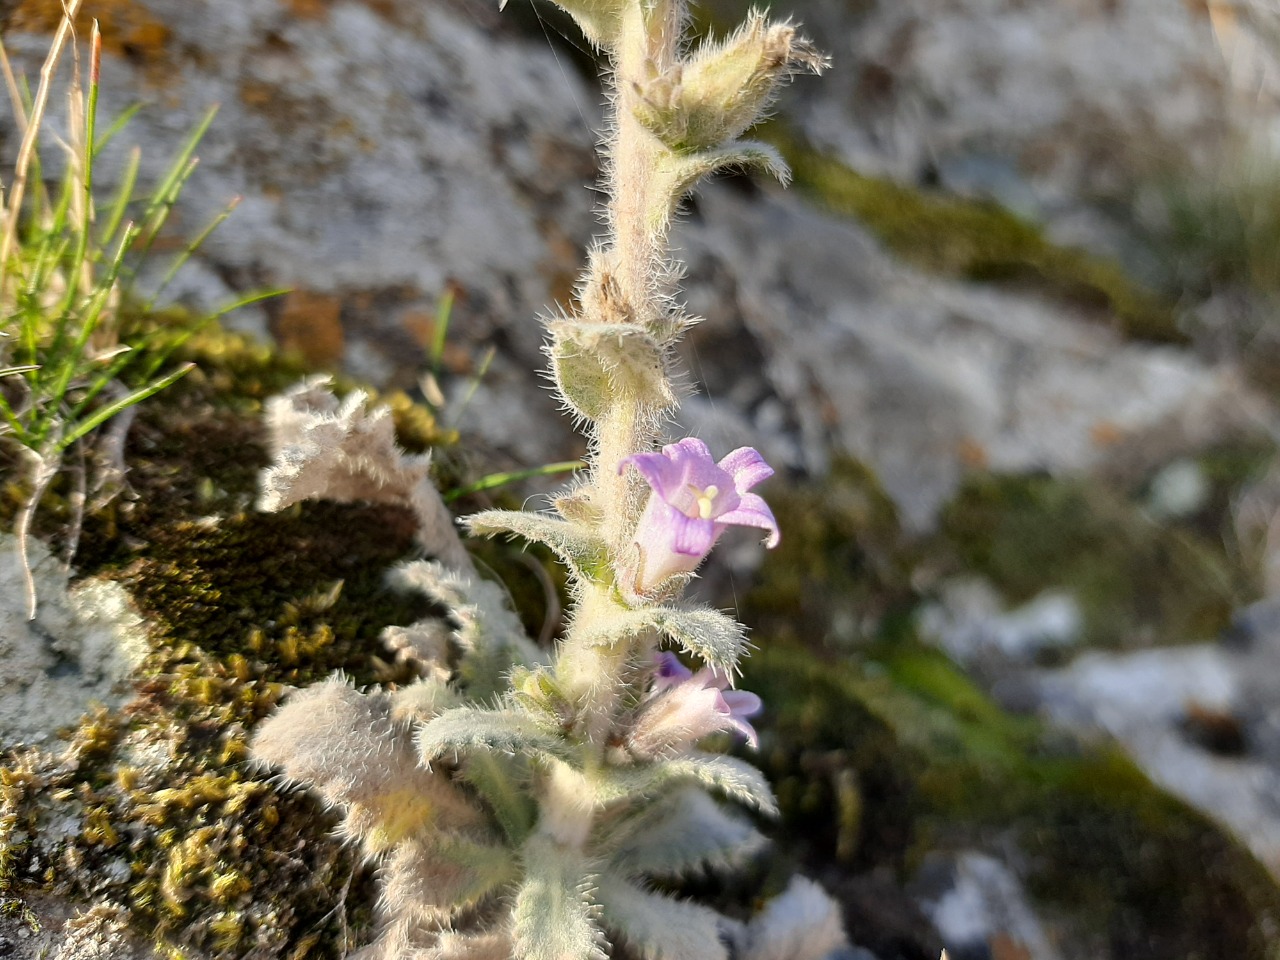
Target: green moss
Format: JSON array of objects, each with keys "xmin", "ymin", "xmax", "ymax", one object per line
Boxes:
[
  {"xmin": 759, "ymin": 126, "xmax": 1181, "ymax": 343},
  {"xmin": 743, "ymin": 457, "xmax": 915, "ymax": 649},
  {"xmin": 745, "ymin": 640, "xmax": 1280, "ymax": 960},
  {"xmin": 936, "ymin": 470, "xmax": 1256, "ymax": 649}
]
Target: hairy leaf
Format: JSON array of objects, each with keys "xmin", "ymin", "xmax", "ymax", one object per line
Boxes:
[
  {"xmin": 432, "ymin": 931, "xmax": 516, "ymax": 960},
  {"xmin": 602, "ymin": 788, "xmax": 766, "ymax": 878},
  {"xmin": 549, "ymin": 320, "xmax": 675, "ymax": 421},
  {"xmin": 533, "ymin": 0, "xmax": 627, "ymax": 49},
  {"xmin": 739, "ymin": 877, "xmax": 851, "ymax": 960},
  {"xmin": 382, "ymin": 832, "xmax": 519, "ymax": 921},
  {"xmin": 595, "ymin": 872, "xmax": 729, "ymax": 960},
  {"xmin": 514, "ymin": 836, "xmax": 607, "ymax": 960},
  {"xmin": 654, "ymin": 142, "xmax": 788, "ymax": 224},
  {"xmin": 388, "ymin": 559, "xmax": 545, "ymax": 698},
  {"xmin": 467, "ymin": 510, "xmax": 608, "ymax": 584},
  {"xmin": 580, "ymin": 605, "xmax": 747, "ymax": 675},
  {"xmin": 593, "ymin": 752, "xmax": 778, "ymax": 816},
  {"xmin": 460, "ymin": 751, "xmax": 538, "ymax": 846},
  {"xmin": 417, "ymin": 706, "xmax": 573, "ymax": 765}
]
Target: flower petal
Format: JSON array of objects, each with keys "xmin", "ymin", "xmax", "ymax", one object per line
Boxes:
[
  {"xmin": 654, "ymin": 651, "xmax": 694, "ymax": 691},
  {"xmin": 664, "ymin": 437, "xmax": 713, "ymax": 463},
  {"xmin": 666, "ymin": 437, "xmax": 730, "ymax": 492},
  {"xmin": 619, "ymin": 451, "xmax": 682, "ymax": 498},
  {"xmin": 715, "ymin": 492, "xmax": 780, "ymax": 548},
  {"xmin": 726, "ymin": 714, "xmax": 760, "ymax": 749},
  {"xmin": 715, "ymin": 690, "xmax": 762, "ymax": 749},
  {"xmin": 671, "ymin": 511, "xmax": 717, "ymax": 557},
  {"xmin": 717, "ymin": 446, "xmax": 774, "ymax": 492},
  {"xmin": 721, "ymin": 689, "xmax": 762, "ymax": 718}
]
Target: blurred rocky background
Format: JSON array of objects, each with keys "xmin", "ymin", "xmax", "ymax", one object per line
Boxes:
[{"xmin": 10, "ymin": 0, "xmax": 1280, "ymax": 957}]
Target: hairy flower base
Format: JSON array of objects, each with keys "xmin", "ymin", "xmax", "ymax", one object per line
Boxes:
[{"xmin": 620, "ymin": 439, "xmax": 779, "ymax": 592}]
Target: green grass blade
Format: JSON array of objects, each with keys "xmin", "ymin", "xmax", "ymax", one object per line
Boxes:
[
  {"xmin": 93, "ymin": 102, "xmax": 140, "ymax": 155},
  {"xmin": 0, "ymin": 389, "xmax": 31, "ymax": 442},
  {"xmin": 145, "ymin": 103, "xmax": 217, "ymax": 220},
  {"xmin": 131, "ymin": 103, "xmax": 217, "ymax": 258},
  {"xmin": 446, "ymin": 345, "xmax": 495, "ymax": 428},
  {"xmin": 127, "ymin": 156, "xmax": 198, "ymax": 282},
  {"xmin": 44, "ymin": 222, "xmax": 138, "ymax": 407},
  {"xmin": 54, "ymin": 49, "xmax": 100, "ymax": 325},
  {"xmin": 444, "ymin": 461, "xmax": 583, "ymax": 503},
  {"xmin": 98, "ymin": 145, "xmax": 139, "ymax": 248},
  {"xmin": 431, "ymin": 285, "xmax": 455, "ymax": 376},
  {"xmin": 144, "ymin": 195, "xmax": 241, "ymax": 311},
  {"xmin": 60, "ymin": 361, "xmax": 193, "ymax": 447},
  {"xmin": 68, "ymin": 347, "xmax": 138, "ymax": 418},
  {"xmin": 206, "ymin": 286, "xmax": 289, "ymax": 319},
  {"xmin": 135, "ymin": 286, "xmax": 287, "ymax": 382}
]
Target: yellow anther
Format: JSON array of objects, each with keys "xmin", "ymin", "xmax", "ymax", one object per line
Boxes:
[{"xmin": 689, "ymin": 484, "xmax": 719, "ymax": 520}]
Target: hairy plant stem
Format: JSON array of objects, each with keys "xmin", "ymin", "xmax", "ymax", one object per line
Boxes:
[
  {"xmin": 595, "ymin": 402, "xmax": 645, "ymax": 554},
  {"xmin": 537, "ymin": 761, "xmax": 595, "ymax": 851},
  {"xmin": 606, "ymin": 1, "xmax": 677, "ymax": 316},
  {"xmin": 557, "ymin": 584, "xmax": 632, "ymax": 744},
  {"xmin": 591, "ymin": 1, "xmax": 682, "ymax": 549}
]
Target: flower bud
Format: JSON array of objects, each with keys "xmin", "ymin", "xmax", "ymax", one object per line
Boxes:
[
  {"xmin": 628, "ymin": 652, "xmax": 763, "ymax": 755},
  {"xmin": 634, "ymin": 12, "xmax": 826, "ymax": 152},
  {"xmin": 514, "ymin": 0, "xmax": 629, "ymax": 49},
  {"xmin": 549, "ymin": 319, "xmax": 675, "ymax": 421}
]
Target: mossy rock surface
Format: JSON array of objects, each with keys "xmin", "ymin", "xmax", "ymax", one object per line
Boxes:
[
  {"xmin": 935, "ymin": 466, "xmax": 1263, "ymax": 649},
  {"xmin": 740, "ymin": 452, "xmax": 1280, "ymax": 958},
  {"xmin": 0, "ymin": 326, "xmax": 477, "ymax": 958},
  {"xmin": 745, "ymin": 641, "xmax": 1280, "ymax": 960},
  {"xmin": 764, "ymin": 127, "xmax": 1181, "ymax": 344}
]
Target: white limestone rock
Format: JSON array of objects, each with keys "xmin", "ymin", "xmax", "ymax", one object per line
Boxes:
[{"xmin": 0, "ymin": 535, "xmax": 148, "ymax": 749}]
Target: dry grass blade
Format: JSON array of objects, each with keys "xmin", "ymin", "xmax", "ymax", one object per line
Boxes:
[{"xmin": 0, "ymin": 0, "xmax": 83, "ymax": 301}]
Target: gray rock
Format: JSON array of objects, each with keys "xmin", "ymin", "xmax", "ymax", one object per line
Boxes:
[
  {"xmin": 2, "ymin": 0, "xmax": 599, "ymax": 422},
  {"xmin": 913, "ymin": 850, "xmax": 1062, "ymax": 960},
  {"xmin": 775, "ymin": 0, "xmax": 1273, "ymax": 260},
  {"xmin": 1037, "ymin": 643, "xmax": 1280, "ymax": 877},
  {"xmin": 676, "ymin": 185, "xmax": 1264, "ymax": 529},
  {"xmin": 918, "ymin": 578, "xmax": 1081, "ymax": 666},
  {"xmin": 0, "ymin": 895, "xmax": 208, "ymax": 960},
  {"xmin": 0, "ymin": 535, "xmax": 148, "ymax": 749}
]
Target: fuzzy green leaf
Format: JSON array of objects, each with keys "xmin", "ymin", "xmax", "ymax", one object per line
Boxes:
[
  {"xmin": 460, "ymin": 752, "xmax": 538, "ymax": 846},
  {"xmin": 467, "ymin": 510, "xmax": 608, "ymax": 583},
  {"xmin": 382, "ymin": 832, "xmax": 519, "ymax": 920},
  {"xmin": 527, "ymin": 0, "xmax": 627, "ymax": 49},
  {"xmin": 602, "ymin": 788, "xmax": 766, "ymax": 878},
  {"xmin": 417, "ymin": 706, "xmax": 572, "ymax": 765},
  {"xmin": 595, "ymin": 872, "xmax": 729, "ymax": 960},
  {"xmin": 514, "ymin": 836, "xmax": 607, "ymax": 960},
  {"xmin": 580, "ymin": 605, "xmax": 747, "ymax": 675},
  {"xmin": 594, "ymin": 752, "xmax": 778, "ymax": 816},
  {"xmin": 653, "ymin": 141, "xmax": 788, "ymax": 225},
  {"xmin": 388, "ymin": 560, "xmax": 545, "ymax": 698},
  {"xmin": 634, "ymin": 14, "xmax": 826, "ymax": 156}
]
